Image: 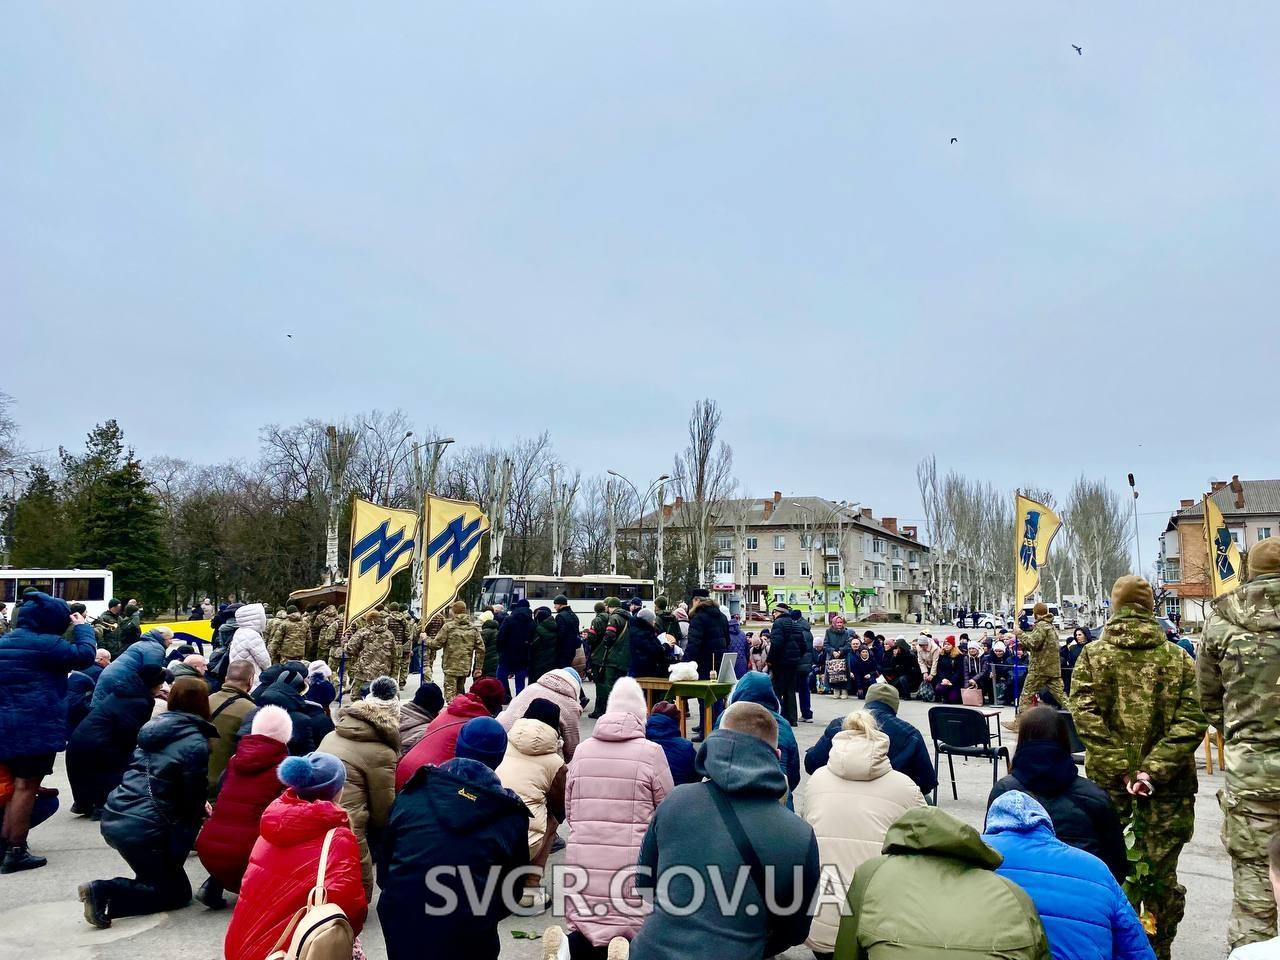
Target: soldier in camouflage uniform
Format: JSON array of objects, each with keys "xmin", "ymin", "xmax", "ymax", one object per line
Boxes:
[
  {"xmin": 1072, "ymin": 575, "xmax": 1208, "ymax": 960},
  {"xmin": 416, "ymin": 612, "xmax": 445, "ymax": 681},
  {"xmin": 429, "ymin": 601, "xmax": 487, "ymax": 700},
  {"xmin": 309, "ymin": 605, "xmax": 338, "ymax": 665},
  {"xmin": 383, "ymin": 602, "xmax": 411, "ymax": 687},
  {"xmin": 588, "ymin": 597, "xmax": 631, "ymax": 719},
  {"xmin": 323, "ymin": 607, "xmax": 346, "ymax": 675},
  {"xmin": 264, "ymin": 608, "xmax": 287, "ymax": 657},
  {"xmin": 269, "ymin": 605, "xmax": 310, "ymax": 663},
  {"xmin": 1198, "ymin": 537, "xmax": 1280, "ymax": 952},
  {"xmin": 1013, "ymin": 601, "xmax": 1069, "ymax": 721},
  {"xmin": 585, "ymin": 601, "xmax": 608, "ymax": 679},
  {"xmin": 344, "ymin": 608, "xmax": 399, "ymax": 698}
]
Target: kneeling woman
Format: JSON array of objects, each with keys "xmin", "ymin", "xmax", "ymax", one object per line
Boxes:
[{"xmin": 79, "ymin": 678, "xmax": 216, "ymax": 926}]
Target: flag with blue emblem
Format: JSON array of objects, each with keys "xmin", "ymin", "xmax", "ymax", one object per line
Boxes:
[
  {"xmin": 1014, "ymin": 493, "xmax": 1063, "ymax": 604},
  {"xmin": 1203, "ymin": 493, "xmax": 1242, "ymax": 598},
  {"xmin": 346, "ymin": 497, "xmax": 419, "ymax": 628},
  {"xmin": 422, "ymin": 494, "xmax": 490, "ymax": 626}
]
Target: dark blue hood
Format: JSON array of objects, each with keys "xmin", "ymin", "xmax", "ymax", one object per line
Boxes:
[
  {"xmin": 16, "ymin": 591, "xmax": 71, "ymax": 635},
  {"xmin": 645, "ymin": 712, "xmax": 682, "ymax": 741}
]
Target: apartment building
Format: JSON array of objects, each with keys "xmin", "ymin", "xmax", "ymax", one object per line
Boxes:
[
  {"xmin": 647, "ymin": 492, "xmax": 928, "ymax": 620},
  {"xmin": 1158, "ymin": 476, "xmax": 1280, "ymax": 626}
]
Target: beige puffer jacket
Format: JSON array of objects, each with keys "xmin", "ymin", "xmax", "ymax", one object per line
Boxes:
[
  {"xmin": 496, "ymin": 718, "xmax": 566, "ymax": 856},
  {"xmin": 801, "ymin": 726, "xmax": 926, "ymax": 953}
]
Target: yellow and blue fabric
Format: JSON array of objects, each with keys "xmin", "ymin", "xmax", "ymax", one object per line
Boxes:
[
  {"xmin": 1203, "ymin": 494, "xmax": 1242, "ymax": 598},
  {"xmin": 422, "ymin": 494, "xmax": 489, "ymax": 625},
  {"xmin": 1014, "ymin": 494, "xmax": 1063, "ymax": 604},
  {"xmin": 347, "ymin": 497, "xmax": 419, "ymax": 628}
]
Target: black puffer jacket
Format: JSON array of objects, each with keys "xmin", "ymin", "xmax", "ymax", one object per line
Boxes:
[
  {"xmin": 238, "ymin": 679, "xmax": 319, "ymax": 756},
  {"xmin": 529, "ymin": 612, "xmax": 558, "ymax": 682},
  {"xmin": 100, "ymin": 709, "xmax": 216, "ymax": 859},
  {"xmin": 791, "ymin": 612, "xmax": 815, "ymax": 672},
  {"xmin": 684, "ymin": 604, "xmax": 729, "ymax": 679},
  {"xmin": 765, "ymin": 614, "xmax": 804, "ymax": 669},
  {"xmin": 629, "ymin": 616, "xmax": 672, "ymax": 679},
  {"xmin": 987, "ymin": 739, "xmax": 1128, "ymax": 884},
  {"xmin": 496, "ymin": 605, "xmax": 534, "ymax": 670},
  {"xmin": 67, "ymin": 669, "xmax": 156, "ymax": 810}
]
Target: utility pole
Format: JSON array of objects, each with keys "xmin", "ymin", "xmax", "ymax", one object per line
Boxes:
[
  {"xmin": 1128, "ymin": 473, "xmax": 1142, "ymax": 573},
  {"xmin": 655, "ymin": 477, "xmax": 666, "ymax": 595},
  {"xmin": 606, "ymin": 478, "xmax": 618, "ymax": 576},
  {"xmin": 550, "ymin": 465, "xmax": 560, "ymax": 579},
  {"xmin": 409, "ymin": 437, "xmax": 454, "ymax": 615}
]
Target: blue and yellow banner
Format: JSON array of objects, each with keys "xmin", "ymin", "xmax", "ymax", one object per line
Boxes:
[
  {"xmin": 140, "ymin": 619, "xmax": 215, "ymax": 649},
  {"xmin": 1014, "ymin": 493, "xmax": 1063, "ymax": 604},
  {"xmin": 347, "ymin": 497, "xmax": 419, "ymax": 628},
  {"xmin": 422, "ymin": 494, "xmax": 489, "ymax": 625},
  {"xmin": 1204, "ymin": 494, "xmax": 1242, "ymax": 598}
]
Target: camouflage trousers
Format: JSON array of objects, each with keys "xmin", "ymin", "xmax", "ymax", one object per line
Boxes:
[
  {"xmin": 1221, "ymin": 790, "xmax": 1280, "ymax": 950},
  {"xmin": 396, "ymin": 643, "xmax": 413, "ymax": 688},
  {"xmin": 1016, "ymin": 672, "xmax": 1069, "ymax": 714},
  {"xmin": 442, "ymin": 674, "xmax": 468, "ymax": 701},
  {"xmin": 1109, "ymin": 789, "xmax": 1195, "ymax": 960}
]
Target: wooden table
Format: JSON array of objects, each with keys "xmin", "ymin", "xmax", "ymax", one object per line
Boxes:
[
  {"xmin": 666, "ymin": 680, "xmax": 736, "ymax": 739},
  {"xmin": 1203, "ymin": 728, "xmax": 1226, "ymax": 774},
  {"xmin": 635, "ymin": 678, "xmax": 672, "ymax": 714},
  {"xmin": 976, "ymin": 707, "xmax": 1003, "ymax": 748}
]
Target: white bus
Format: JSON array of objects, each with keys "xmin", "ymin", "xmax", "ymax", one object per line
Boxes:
[
  {"xmin": 478, "ymin": 575, "xmax": 655, "ymax": 619},
  {"xmin": 0, "ymin": 568, "xmax": 115, "ymax": 619}
]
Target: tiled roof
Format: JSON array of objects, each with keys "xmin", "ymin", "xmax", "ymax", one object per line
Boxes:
[{"xmin": 1174, "ymin": 479, "xmax": 1280, "ymax": 519}]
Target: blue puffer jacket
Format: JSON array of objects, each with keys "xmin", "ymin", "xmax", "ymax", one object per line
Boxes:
[
  {"xmin": 715, "ymin": 672, "xmax": 801, "ymax": 804},
  {"xmin": 645, "ymin": 712, "xmax": 698, "ymax": 786},
  {"xmin": 92, "ymin": 628, "xmax": 167, "ymax": 707},
  {"xmin": 0, "ymin": 591, "xmax": 96, "ymax": 760},
  {"xmin": 983, "ymin": 791, "xmax": 1155, "ymax": 960}
]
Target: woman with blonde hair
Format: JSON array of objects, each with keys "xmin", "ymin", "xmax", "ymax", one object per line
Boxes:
[{"xmin": 801, "ymin": 709, "xmax": 926, "ymax": 958}]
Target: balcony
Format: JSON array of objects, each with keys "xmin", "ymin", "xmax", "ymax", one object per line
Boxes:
[
  {"xmin": 824, "ymin": 574, "xmax": 842, "ymax": 586},
  {"xmin": 908, "ymin": 560, "xmax": 921, "ymax": 571},
  {"xmin": 821, "ymin": 543, "xmax": 841, "ymax": 557}
]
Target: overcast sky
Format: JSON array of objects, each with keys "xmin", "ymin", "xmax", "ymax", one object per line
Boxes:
[{"xmin": 4, "ymin": 3, "xmax": 1278, "ymax": 568}]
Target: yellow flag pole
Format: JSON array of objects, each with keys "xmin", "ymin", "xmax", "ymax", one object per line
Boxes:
[{"xmin": 419, "ymin": 496, "xmax": 431, "ymax": 684}]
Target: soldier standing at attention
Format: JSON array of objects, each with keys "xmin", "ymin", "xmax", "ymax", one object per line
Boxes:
[
  {"xmin": 1009, "ymin": 601, "xmax": 1069, "ymax": 728},
  {"xmin": 270, "ymin": 604, "xmax": 309, "ymax": 664},
  {"xmin": 384, "ymin": 602, "xmax": 410, "ymax": 687},
  {"xmin": 1072, "ymin": 575, "xmax": 1207, "ymax": 960},
  {"xmin": 264, "ymin": 609, "xmax": 287, "ymax": 655},
  {"xmin": 428, "ymin": 601, "xmax": 486, "ymax": 700},
  {"xmin": 344, "ymin": 608, "xmax": 398, "ymax": 699},
  {"xmin": 1199, "ymin": 537, "xmax": 1280, "ymax": 953},
  {"xmin": 322, "ymin": 607, "xmax": 345, "ymax": 675}
]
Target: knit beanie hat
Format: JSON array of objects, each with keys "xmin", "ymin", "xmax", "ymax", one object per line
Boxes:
[
  {"xmin": 369, "ymin": 675, "xmax": 400, "ymax": 704},
  {"xmin": 307, "ymin": 660, "xmax": 332, "ymax": 680},
  {"xmin": 1111, "ymin": 575, "xmax": 1154, "ymax": 613},
  {"xmin": 652, "ymin": 700, "xmax": 681, "ymax": 720},
  {"xmin": 524, "ymin": 697, "xmax": 561, "ymax": 732},
  {"xmin": 470, "ymin": 677, "xmax": 507, "ymax": 715},
  {"xmin": 414, "ymin": 681, "xmax": 445, "ymax": 714},
  {"xmin": 555, "ymin": 667, "xmax": 582, "ymax": 693},
  {"xmin": 251, "ymin": 705, "xmax": 294, "ymax": 745},
  {"xmin": 278, "ymin": 752, "xmax": 346, "ymax": 800},
  {"xmin": 1250, "ymin": 537, "xmax": 1280, "ymax": 579},
  {"xmin": 138, "ymin": 663, "xmax": 168, "ymax": 690},
  {"xmin": 865, "ymin": 683, "xmax": 901, "ymax": 714},
  {"xmin": 637, "ymin": 608, "xmax": 657, "ymax": 625},
  {"xmin": 607, "ymin": 677, "xmax": 648, "ymax": 721},
  {"xmin": 594, "ymin": 601, "xmax": 606, "ymax": 613},
  {"xmin": 1033, "ymin": 602, "xmax": 1050, "ymax": 618},
  {"xmin": 455, "ymin": 717, "xmax": 508, "ymax": 770}
]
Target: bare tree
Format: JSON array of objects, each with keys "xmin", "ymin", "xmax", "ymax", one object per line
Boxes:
[{"xmin": 672, "ymin": 400, "xmax": 735, "ymax": 588}]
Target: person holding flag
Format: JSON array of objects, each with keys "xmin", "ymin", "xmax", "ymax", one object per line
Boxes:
[{"xmin": 1008, "ymin": 494, "xmax": 1065, "ymax": 729}]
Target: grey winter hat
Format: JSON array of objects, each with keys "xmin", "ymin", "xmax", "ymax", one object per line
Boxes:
[{"xmin": 637, "ymin": 608, "xmax": 657, "ymax": 625}]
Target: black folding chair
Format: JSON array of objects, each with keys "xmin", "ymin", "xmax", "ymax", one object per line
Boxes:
[
  {"xmin": 1060, "ymin": 709, "xmax": 1086, "ymax": 766},
  {"xmin": 928, "ymin": 706, "xmax": 1011, "ymax": 804}
]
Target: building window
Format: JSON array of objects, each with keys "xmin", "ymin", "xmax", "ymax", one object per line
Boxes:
[
  {"xmin": 1162, "ymin": 560, "xmax": 1181, "ymax": 583},
  {"xmin": 748, "ymin": 561, "xmax": 759, "ymax": 578},
  {"xmin": 909, "ymin": 550, "xmax": 918, "ymax": 563},
  {"xmin": 823, "ymin": 533, "xmax": 839, "ymax": 550},
  {"xmin": 1165, "ymin": 597, "xmax": 1181, "ymax": 619},
  {"xmin": 1259, "ymin": 528, "xmax": 1273, "ymax": 542},
  {"xmin": 773, "ymin": 561, "xmax": 786, "ymax": 577},
  {"xmin": 1231, "ymin": 530, "xmax": 1242, "ymax": 547},
  {"xmin": 825, "ymin": 560, "xmax": 840, "ymax": 580},
  {"xmin": 715, "ymin": 535, "xmax": 732, "ymax": 553},
  {"xmin": 773, "ymin": 535, "xmax": 786, "ymax": 550},
  {"xmin": 746, "ymin": 536, "xmax": 758, "ymax": 551},
  {"xmin": 713, "ymin": 557, "xmax": 734, "ymax": 576},
  {"xmin": 863, "ymin": 564, "xmax": 870, "ymax": 578},
  {"xmin": 800, "ymin": 561, "xmax": 811, "ymax": 578},
  {"xmin": 891, "ymin": 545, "xmax": 901, "ymax": 559},
  {"xmin": 872, "ymin": 538, "xmax": 886, "ymax": 555},
  {"xmin": 799, "ymin": 533, "xmax": 813, "ymax": 550}
]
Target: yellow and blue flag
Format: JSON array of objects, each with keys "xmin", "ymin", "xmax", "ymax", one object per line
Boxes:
[
  {"xmin": 347, "ymin": 497, "xmax": 419, "ymax": 628},
  {"xmin": 1203, "ymin": 494, "xmax": 1242, "ymax": 598},
  {"xmin": 422, "ymin": 494, "xmax": 490, "ymax": 626},
  {"xmin": 141, "ymin": 619, "xmax": 214, "ymax": 649},
  {"xmin": 1014, "ymin": 493, "xmax": 1063, "ymax": 604}
]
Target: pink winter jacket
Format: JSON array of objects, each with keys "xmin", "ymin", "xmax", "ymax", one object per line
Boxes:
[
  {"xmin": 497, "ymin": 670, "xmax": 583, "ymax": 761},
  {"xmin": 564, "ymin": 711, "xmax": 673, "ymax": 946}
]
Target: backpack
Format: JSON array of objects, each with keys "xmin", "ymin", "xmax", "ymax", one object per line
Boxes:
[{"xmin": 266, "ymin": 829, "xmax": 353, "ymax": 960}]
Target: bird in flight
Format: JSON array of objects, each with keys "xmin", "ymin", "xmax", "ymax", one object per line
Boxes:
[
  {"xmin": 1072, "ymin": 44, "xmax": 1083, "ymax": 55},
  {"xmin": 950, "ymin": 137, "xmax": 958, "ymax": 144},
  {"xmin": 286, "ymin": 334, "xmax": 293, "ymax": 339}
]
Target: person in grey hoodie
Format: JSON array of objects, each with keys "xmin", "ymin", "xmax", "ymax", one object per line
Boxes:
[{"xmin": 630, "ymin": 702, "xmax": 821, "ymax": 960}]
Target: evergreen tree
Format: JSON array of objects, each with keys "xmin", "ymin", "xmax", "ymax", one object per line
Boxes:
[
  {"xmin": 10, "ymin": 465, "xmax": 74, "ymax": 567},
  {"xmin": 78, "ymin": 455, "xmax": 170, "ymax": 610}
]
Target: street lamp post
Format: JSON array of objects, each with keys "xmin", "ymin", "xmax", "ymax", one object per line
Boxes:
[{"xmin": 606, "ymin": 470, "xmax": 676, "ymax": 584}]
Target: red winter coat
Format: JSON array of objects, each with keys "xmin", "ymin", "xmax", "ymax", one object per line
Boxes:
[
  {"xmin": 223, "ymin": 790, "xmax": 368, "ymax": 960},
  {"xmin": 195, "ymin": 734, "xmax": 288, "ymax": 892},
  {"xmin": 395, "ymin": 693, "xmax": 490, "ymax": 790}
]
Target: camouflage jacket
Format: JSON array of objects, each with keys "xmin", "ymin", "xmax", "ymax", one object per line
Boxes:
[
  {"xmin": 264, "ymin": 612, "xmax": 287, "ymax": 647},
  {"xmin": 1199, "ymin": 572, "xmax": 1280, "ymax": 799},
  {"xmin": 1020, "ymin": 616, "xmax": 1063, "ymax": 681},
  {"xmin": 270, "ymin": 612, "xmax": 310, "ymax": 662},
  {"xmin": 345, "ymin": 611, "xmax": 398, "ymax": 681},
  {"xmin": 385, "ymin": 610, "xmax": 410, "ymax": 646},
  {"xmin": 430, "ymin": 614, "xmax": 486, "ymax": 676},
  {"xmin": 319, "ymin": 615, "xmax": 344, "ymax": 656},
  {"xmin": 1071, "ymin": 607, "xmax": 1207, "ymax": 795}
]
